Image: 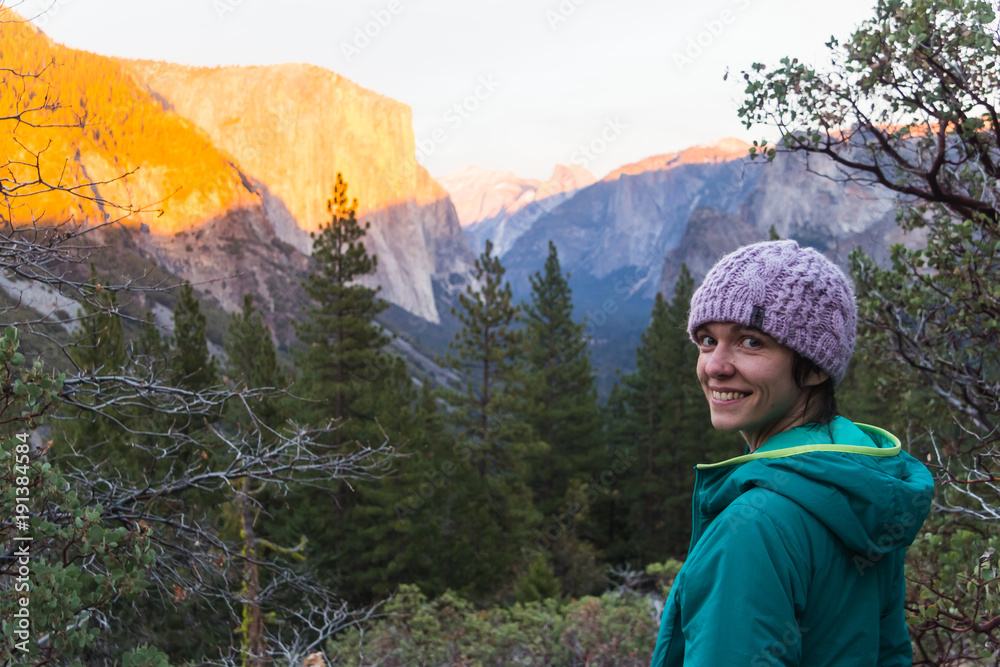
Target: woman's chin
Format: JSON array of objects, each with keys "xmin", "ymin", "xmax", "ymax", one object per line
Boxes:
[{"xmin": 709, "ymin": 413, "xmax": 745, "ymax": 433}]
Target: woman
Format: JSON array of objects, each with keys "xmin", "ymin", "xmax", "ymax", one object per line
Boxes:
[{"xmin": 649, "ymin": 240, "xmax": 934, "ymax": 666}]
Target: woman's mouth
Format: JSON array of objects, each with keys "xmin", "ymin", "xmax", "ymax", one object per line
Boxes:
[{"xmin": 712, "ymin": 390, "xmax": 751, "ymax": 401}]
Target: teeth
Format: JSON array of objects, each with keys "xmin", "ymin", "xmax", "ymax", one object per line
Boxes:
[{"xmin": 713, "ymin": 390, "xmax": 749, "ymax": 401}]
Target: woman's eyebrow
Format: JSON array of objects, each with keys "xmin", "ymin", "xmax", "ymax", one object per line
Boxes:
[{"xmin": 735, "ymin": 325, "xmax": 769, "ymax": 338}]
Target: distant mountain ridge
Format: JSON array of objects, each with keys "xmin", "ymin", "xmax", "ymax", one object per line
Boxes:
[{"xmin": 438, "ymin": 163, "xmax": 595, "ymax": 255}]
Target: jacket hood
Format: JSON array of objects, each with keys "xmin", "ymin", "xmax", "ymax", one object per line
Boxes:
[{"xmin": 694, "ymin": 417, "xmax": 935, "ymax": 555}]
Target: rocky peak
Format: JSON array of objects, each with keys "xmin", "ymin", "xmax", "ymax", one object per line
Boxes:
[
  {"xmin": 438, "ymin": 163, "xmax": 596, "ymax": 255},
  {"xmin": 603, "ymin": 138, "xmax": 751, "ymax": 181}
]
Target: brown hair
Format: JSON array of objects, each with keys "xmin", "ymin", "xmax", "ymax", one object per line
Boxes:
[{"xmin": 793, "ymin": 353, "xmax": 838, "ymax": 425}]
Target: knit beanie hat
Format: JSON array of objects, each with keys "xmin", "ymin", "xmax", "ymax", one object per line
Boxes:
[{"xmin": 687, "ymin": 240, "xmax": 857, "ymax": 385}]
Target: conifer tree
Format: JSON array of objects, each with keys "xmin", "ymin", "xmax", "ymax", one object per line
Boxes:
[
  {"xmin": 523, "ymin": 241, "xmax": 602, "ymax": 519},
  {"xmin": 293, "ymin": 172, "xmax": 390, "ymax": 444},
  {"xmin": 225, "ymin": 294, "xmax": 284, "ymax": 429},
  {"xmin": 62, "ymin": 276, "xmax": 129, "ymax": 460},
  {"xmin": 441, "ymin": 240, "xmax": 543, "ymax": 598},
  {"xmin": 222, "ymin": 294, "xmax": 287, "ymax": 665},
  {"xmin": 333, "ymin": 374, "xmax": 455, "ymax": 603},
  {"xmin": 171, "ymin": 281, "xmax": 218, "ymax": 392},
  {"xmin": 277, "ymin": 174, "xmax": 404, "ymax": 602},
  {"xmin": 136, "ymin": 311, "xmax": 167, "ymax": 362}
]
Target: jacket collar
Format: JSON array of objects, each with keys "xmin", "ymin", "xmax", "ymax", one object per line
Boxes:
[{"xmin": 697, "ymin": 416, "xmax": 900, "ymax": 470}]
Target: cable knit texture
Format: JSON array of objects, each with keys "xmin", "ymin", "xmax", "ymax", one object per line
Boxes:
[{"xmin": 687, "ymin": 240, "xmax": 857, "ymax": 384}]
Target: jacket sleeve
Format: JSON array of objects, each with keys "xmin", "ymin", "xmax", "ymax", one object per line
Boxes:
[
  {"xmin": 676, "ymin": 499, "xmax": 808, "ymax": 666},
  {"xmin": 878, "ymin": 550, "xmax": 913, "ymax": 666}
]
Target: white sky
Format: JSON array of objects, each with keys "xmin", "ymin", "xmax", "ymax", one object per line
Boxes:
[{"xmin": 13, "ymin": 0, "xmax": 877, "ymax": 180}]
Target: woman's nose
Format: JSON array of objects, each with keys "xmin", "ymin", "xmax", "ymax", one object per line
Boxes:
[{"xmin": 703, "ymin": 346, "xmax": 735, "ymax": 377}]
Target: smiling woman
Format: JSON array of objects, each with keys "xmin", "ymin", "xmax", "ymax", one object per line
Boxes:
[{"xmin": 649, "ymin": 240, "xmax": 935, "ymax": 667}]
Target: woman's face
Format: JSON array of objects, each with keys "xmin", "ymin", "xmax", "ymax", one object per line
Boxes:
[{"xmin": 694, "ymin": 321, "xmax": 827, "ymax": 450}]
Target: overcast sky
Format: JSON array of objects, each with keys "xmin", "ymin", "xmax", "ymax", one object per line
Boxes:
[{"xmin": 15, "ymin": 0, "xmax": 878, "ymax": 180}]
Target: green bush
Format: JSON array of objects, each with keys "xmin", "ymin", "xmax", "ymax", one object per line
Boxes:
[{"xmin": 326, "ymin": 584, "xmax": 657, "ymax": 666}]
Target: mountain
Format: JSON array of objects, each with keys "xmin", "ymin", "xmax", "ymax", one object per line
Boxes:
[
  {"xmin": 126, "ymin": 60, "xmax": 474, "ymax": 324},
  {"xmin": 1, "ymin": 9, "xmax": 474, "ymax": 352},
  {"xmin": 602, "ymin": 137, "xmax": 753, "ymax": 180},
  {"xmin": 0, "ymin": 13, "xmax": 260, "ymax": 235},
  {"xmin": 0, "ymin": 11, "xmax": 318, "ymax": 344},
  {"xmin": 437, "ymin": 163, "xmax": 595, "ymax": 255},
  {"xmin": 502, "ymin": 140, "xmax": 762, "ymax": 299}
]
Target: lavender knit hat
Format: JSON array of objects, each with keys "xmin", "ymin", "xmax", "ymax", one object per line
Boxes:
[{"xmin": 687, "ymin": 240, "xmax": 857, "ymax": 385}]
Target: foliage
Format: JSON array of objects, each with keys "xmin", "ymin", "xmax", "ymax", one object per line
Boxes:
[
  {"xmin": 0, "ymin": 24, "xmax": 398, "ymax": 661},
  {"xmin": 171, "ymin": 281, "xmax": 218, "ymax": 392},
  {"xmin": 272, "ymin": 173, "xmax": 410, "ymax": 609},
  {"xmin": 645, "ymin": 558, "xmax": 683, "ymax": 598},
  {"xmin": 905, "ymin": 515, "xmax": 1000, "ymax": 664},
  {"xmin": 514, "ymin": 554, "xmax": 562, "ymax": 603},
  {"xmin": 0, "ymin": 326, "xmax": 156, "ymax": 665},
  {"xmin": 326, "ymin": 584, "xmax": 658, "ymax": 667}
]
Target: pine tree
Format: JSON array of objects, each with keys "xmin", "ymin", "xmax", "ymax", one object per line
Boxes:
[
  {"xmin": 273, "ymin": 174, "xmax": 404, "ymax": 602},
  {"xmin": 171, "ymin": 282, "xmax": 218, "ymax": 392},
  {"xmin": 135, "ymin": 311, "xmax": 167, "ymax": 363},
  {"xmin": 225, "ymin": 294, "xmax": 284, "ymax": 429},
  {"xmin": 62, "ymin": 275, "xmax": 128, "ymax": 459},
  {"xmin": 441, "ymin": 240, "xmax": 543, "ymax": 599},
  {"xmin": 222, "ymin": 294, "xmax": 288, "ymax": 665},
  {"xmin": 293, "ymin": 172, "xmax": 390, "ymax": 444},
  {"xmin": 522, "ymin": 241, "xmax": 602, "ymax": 518},
  {"xmin": 332, "ymin": 373, "xmax": 455, "ymax": 603}
]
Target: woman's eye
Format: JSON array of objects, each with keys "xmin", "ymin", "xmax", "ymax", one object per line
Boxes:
[
  {"xmin": 698, "ymin": 335, "xmax": 717, "ymax": 347},
  {"xmin": 741, "ymin": 337, "xmax": 762, "ymax": 348}
]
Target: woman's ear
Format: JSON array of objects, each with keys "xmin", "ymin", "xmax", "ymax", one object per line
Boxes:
[{"xmin": 803, "ymin": 367, "xmax": 829, "ymax": 388}]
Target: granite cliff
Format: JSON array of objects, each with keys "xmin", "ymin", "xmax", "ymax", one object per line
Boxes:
[
  {"xmin": 127, "ymin": 61, "xmax": 474, "ymax": 323},
  {"xmin": 1, "ymin": 12, "xmax": 473, "ymax": 334}
]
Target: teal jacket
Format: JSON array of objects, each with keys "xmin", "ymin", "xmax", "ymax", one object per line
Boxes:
[{"xmin": 650, "ymin": 417, "xmax": 934, "ymax": 666}]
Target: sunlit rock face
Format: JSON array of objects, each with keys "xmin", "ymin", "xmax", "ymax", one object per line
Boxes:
[{"xmin": 128, "ymin": 60, "xmax": 474, "ymax": 323}]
